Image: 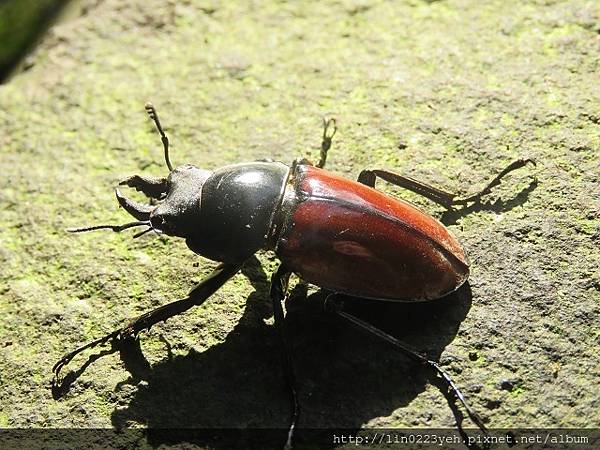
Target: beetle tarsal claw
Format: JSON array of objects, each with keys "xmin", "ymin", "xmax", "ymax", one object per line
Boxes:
[
  {"xmin": 52, "ymin": 329, "xmax": 121, "ymax": 382},
  {"xmin": 321, "ymin": 117, "xmax": 337, "ymax": 151},
  {"xmin": 118, "ymin": 174, "xmax": 167, "ymax": 199},
  {"xmin": 322, "ymin": 117, "xmax": 337, "ymax": 139},
  {"xmin": 115, "ymin": 188, "xmax": 152, "ymax": 221}
]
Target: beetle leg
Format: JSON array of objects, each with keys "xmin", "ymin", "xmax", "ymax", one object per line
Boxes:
[
  {"xmin": 358, "ymin": 169, "xmax": 456, "ymax": 207},
  {"xmin": 358, "ymin": 158, "xmax": 535, "ymax": 208},
  {"xmin": 325, "ymin": 296, "xmax": 488, "ymax": 435},
  {"xmin": 290, "ymin": 117, "xmax": 336, "ymax": 171},
  {"xmin": 452, "ymin": 158, "xmax": 536, "ymax": 205},
  {"xmin": 52, "ymin": 262, "xmax": 242, "ymax": 392},
  {"xmin": 270, "ymin": 264, "xmax": 299, "ymax": 450},
  {"xmin": 317, "ymin": 117, "xmax": 337, "ymax": 169}
]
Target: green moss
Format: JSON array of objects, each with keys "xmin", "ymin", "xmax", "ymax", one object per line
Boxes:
[
  {"xmin": 508, "ymin": 385, "xmax": 526, "ymax": 398},
  {"xmin": 0, "ymin": 411, "xmax": 9, "ymax": 427}
]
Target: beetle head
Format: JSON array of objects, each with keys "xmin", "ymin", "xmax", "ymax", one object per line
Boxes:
[
  {"xmin": 117, "ymin": 165, "xmax": 212, "ymax": 237},
  {"xmin": 68, "ymin": 103, "xmax": 213, "ymax": 239}
]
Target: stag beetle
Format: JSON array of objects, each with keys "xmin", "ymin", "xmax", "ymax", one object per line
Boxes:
[{"xmin": 53, "ymin": 103, "xmax": 534, "ymax": 447}]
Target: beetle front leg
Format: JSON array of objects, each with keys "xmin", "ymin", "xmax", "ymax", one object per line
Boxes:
[
  {"xmin": 358, "ymin": 158, "xmax": 535, "ymax": 208},
  {"xmin": 270, "ymin": 264, "xmax": 299, "ymax": 450},
  {"xmin": 52, "ymin": 262, "xmax": 243, "ymax": 391}
]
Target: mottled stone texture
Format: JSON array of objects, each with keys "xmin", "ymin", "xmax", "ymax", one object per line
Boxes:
[{"xmin": 0, "ymin": 0, "xmax": 598, "ymax": 442}]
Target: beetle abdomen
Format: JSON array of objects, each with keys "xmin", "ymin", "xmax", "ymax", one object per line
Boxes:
[{"xmin": 276, "ymin": 166, "xmax": 469, "ymax": 301}]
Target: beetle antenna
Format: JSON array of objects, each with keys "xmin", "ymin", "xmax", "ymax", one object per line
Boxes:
[
  {"xmin": 145, "ymin": 102, "xmax": 173, "ymax": 172},
  {"xmin": 67, "ymin": 221, "xmax": 150, "ymax": 233},
  {"xmin": 132, "ymin": 227, "xmax": 154, "ymax": 239}
]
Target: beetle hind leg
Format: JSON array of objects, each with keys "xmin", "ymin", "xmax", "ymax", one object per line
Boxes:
[
  {"xmin": 452, "ymin": 158, "xmax": 536, "ymax": 206},
  {"xmin": 358, "ymin": 158, "xmax": 535, "ymax": 208},
  {"xmin": 325, "ymin": 296, "xmax": 488, "ymax": 435}
]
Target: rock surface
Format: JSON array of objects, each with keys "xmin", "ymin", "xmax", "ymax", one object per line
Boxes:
[{"xmin": 0, "ymin": 0, "xmax": 598, "ymax": 445}]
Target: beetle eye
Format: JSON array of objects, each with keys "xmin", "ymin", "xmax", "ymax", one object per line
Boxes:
[{"xmin": 150, "ymin": 214, "xmax": 165, "ymax": 230}]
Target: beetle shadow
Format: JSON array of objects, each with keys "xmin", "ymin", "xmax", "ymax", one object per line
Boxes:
[
  {"xmin": 110, "ymin": 256, "xmax": 473, "ymax": 448},
  {"xmin": 440, "ymin": 178, "xmax": 538, "ymax": 226}
]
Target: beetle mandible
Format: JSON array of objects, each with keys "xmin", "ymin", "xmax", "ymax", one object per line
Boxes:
[{"xmin": 53, "ymin": 103, "xmax": 534, "ymax": 446}]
